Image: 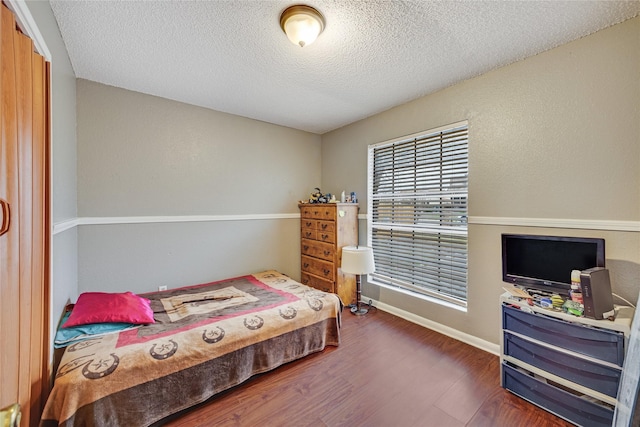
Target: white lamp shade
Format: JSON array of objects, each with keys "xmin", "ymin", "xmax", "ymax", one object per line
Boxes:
[{"xmin": 341, "ymin": 246, "xmax": 375, "ymax": 275}]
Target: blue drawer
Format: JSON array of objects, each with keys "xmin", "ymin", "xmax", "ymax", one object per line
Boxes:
[
  {"xmin": 502, "ymin": 363, "xmax": 614, "ymax": 427},
  {"xmin": 502, "ymin": 305, "xmax": 624, "ymax": 366},
  {"xmin": 504, "ymin": 331, "xmax": 621, "ymax": 398}
]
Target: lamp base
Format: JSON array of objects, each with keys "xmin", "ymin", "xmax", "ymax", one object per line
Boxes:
[
  {"xmin": 350, "ymin": 303, "xmax": 370, "ymax": 316},
  {"xmin": 349, "ymin": 275, "xmax": 372, "ymax": 315}
]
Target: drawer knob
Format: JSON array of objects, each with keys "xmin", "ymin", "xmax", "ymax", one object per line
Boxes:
[
  {"xmin": 305, "ymin": 232, "xmax": 312, "ymax": 237},
  {"xmin": 303, "ymin": 245, "xmax": 309, "ymax": 251},
  {"xmin": 323, "ymin": 269, "xmax": 330, "ymax": 276},
  {"xmin": 306, "ymin": 222, "xmax": 313, "ymax": 227},
  {"xmin": 323, "ymin": 250, "xmax": 331, "ymax": 256},
  {"xmin": 303, "ymin": 263, "xmax": 310, "ymax": 268},
  {"xmin": 321, "ymin": 224, "xmax": 328, "ymax": 229},
  {"xmin": 321, "ymin": 234, "xmax": 329, "ymax": 240}
]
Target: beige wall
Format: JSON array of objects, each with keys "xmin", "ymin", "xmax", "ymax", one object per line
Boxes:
[
  {"xmin": 321, "ymin": 17, "xmax": 640, "ymax": 345},
  {"xmin": 76, "ymin": 80, "xmax": 321, "ymax": 294}
]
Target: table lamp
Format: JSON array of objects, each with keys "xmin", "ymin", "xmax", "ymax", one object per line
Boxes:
[{"xmin": 341, "ymin": 246, "xmax": 375, "ymax": 315}]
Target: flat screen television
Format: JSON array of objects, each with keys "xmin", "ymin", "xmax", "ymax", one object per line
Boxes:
[{"xmin": 502, "ymin": 234, "xmax": 605, "ymax": 295}]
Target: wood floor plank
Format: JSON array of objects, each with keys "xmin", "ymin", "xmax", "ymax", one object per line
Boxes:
[{"xmin": 161, "ymin": 308, "xmax": 572, "ymax": 427}]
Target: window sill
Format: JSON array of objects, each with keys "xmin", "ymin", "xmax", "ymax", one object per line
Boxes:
[{"xmin": 368, "ymin": 279, "xmax": 468, "ymax": 313}]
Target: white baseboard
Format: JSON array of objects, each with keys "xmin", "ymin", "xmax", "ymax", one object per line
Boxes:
[{"xmin": 363, "ymin": 296, "xmax": 500, "ymax": 356}]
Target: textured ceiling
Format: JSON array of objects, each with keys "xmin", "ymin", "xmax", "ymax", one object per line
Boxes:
[{"xmin": 50, "ymin": 0, "xmax": 640, "ymax": 134}]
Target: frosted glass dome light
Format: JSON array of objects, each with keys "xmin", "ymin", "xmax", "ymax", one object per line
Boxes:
[{"xmin": 280, "ymin": 5, "xmax": 325, "ymax": 47}]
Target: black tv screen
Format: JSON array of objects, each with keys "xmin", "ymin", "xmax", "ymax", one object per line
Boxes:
[{"xmin": 502, "ymin": 234, "xmax": 605, "ymax": 294}]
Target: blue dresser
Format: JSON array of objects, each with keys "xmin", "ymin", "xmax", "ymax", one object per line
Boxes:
[{"xmin": 500, "ymin": 295, "xmax": 634, "ymax": 427}]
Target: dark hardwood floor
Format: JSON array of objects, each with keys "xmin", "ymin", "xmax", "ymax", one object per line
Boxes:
[{"xmin": 162, "ymin": 307, "xmax": 572, "ymax": 427}]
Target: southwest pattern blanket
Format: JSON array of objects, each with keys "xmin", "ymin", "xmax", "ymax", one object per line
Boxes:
[{"xmin": 41, "ymin": 271, "xmax": 341, "ymax": 426}]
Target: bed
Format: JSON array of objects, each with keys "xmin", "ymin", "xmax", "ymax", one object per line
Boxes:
[{"xmin": 40, "ymin": 270, "xmax": 342, "ymax": 426}]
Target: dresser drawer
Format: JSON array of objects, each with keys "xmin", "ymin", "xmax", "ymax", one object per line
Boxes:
[
  {"xmin": 300, "ymin": 219, "xmax": 335, "ymax": 231},
  {"xmin": 300, "ymin": 205, "xmax": 315, "ymax": 219},
  {"xmin": 300, "ymin": 205, "xmax": 336, "ymax": 221},
  {"xmin": 301, "ymin": 255, "xmax": 334, "ymax": 281},
  {"xmin": 300, "ymin": 227, "xmax": 334, "ymax": 243},
  {"xmin": 302, "ymin": 219, "xmax": 316, "ymax": 229},
  {"xmin": 301, "ymin": 272, "xmax": 335, "ymax": 293},
  {"xmin": 301, "ymin": 228, "xmax": 316, "ymax": 240},
  {"xmin": 301, "ymin": 239, "xmax": 335, "ymax": 262},
  {"xmin": 316, "ymin": 230, "xmax": 335, "ymax": 244},
  {"xmin": 502, "ymin": 363, "xmax": 613, "ymax": 427},
  {"xmin": 502, "ymin": 305, "xmax": 624, "ymax": 366},
  {"xmin": 503, "ymin": 331, "xmax": 621, "ymax": 398},
  {"xmin": 316, "ymin": 220, "xmax": 335, "ymax": 234}
]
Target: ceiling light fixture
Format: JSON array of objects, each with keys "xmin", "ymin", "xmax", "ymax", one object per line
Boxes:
[{"xmin": 280, "ymin": 5, "xmax": 325, "ymax": 48}]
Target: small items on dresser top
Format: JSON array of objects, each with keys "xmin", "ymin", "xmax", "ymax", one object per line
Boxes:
[
  {"xmin": 503, "ymin": 266, "xmax": 625, "ymax": 322},
  {"xmin": 299, "ymin": 187, "xmax": 358, "ymax": 204},
  {"xmin": 500, "ymin": 291, "xmax": 635, "ymax": 338},
  {"xmin": 503, "ymin": 285, "xmax": 592, "ymax": 319},
  {"xmin": 302, "ymin": 187, "xmax": 332, "ymax": 204},
  {"xmin": 502, "ymin": 284, "xmax": 636, "ymax": 325}
]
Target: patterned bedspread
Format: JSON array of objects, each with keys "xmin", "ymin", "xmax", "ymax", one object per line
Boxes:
[{"xmin": 40, "ymin": 271, "xmax": 341, "ymax": 426}]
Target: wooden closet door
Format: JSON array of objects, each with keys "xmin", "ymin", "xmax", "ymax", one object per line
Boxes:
[
  {"xmin": 0, "ymin": 4, "xmax": 22, "ymax": 417},
  {"xmin": 0, "ymin": 3, "xmax": 50, "ymax": 426}
]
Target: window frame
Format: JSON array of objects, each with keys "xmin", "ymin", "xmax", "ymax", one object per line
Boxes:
[{"xmin": 367, "ymin": 120, "xmax": 469, "ymax": 308}]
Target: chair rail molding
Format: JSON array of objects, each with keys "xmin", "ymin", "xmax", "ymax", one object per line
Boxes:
[
  {"xmin": 54, "ymin": 214, "xmax": 640, "ymax": 235},
  {"xmin": 53, "ymin": 213, "xmax": 300, "ymax": 235},
  {"xmin": 468, "ymin": 216, "xmax": 640, "ymax": 232}
]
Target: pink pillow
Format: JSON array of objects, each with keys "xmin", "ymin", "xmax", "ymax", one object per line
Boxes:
[{"xmin": 62, "ymin": 291, "xmax": 155, "ymax": 328}]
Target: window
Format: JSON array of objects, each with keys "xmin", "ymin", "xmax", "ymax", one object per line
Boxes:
[{"xmin": 367, "ymin": 121, "xmax": 468, "ymax": 307}]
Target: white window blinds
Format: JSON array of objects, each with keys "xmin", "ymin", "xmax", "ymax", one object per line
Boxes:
[{"xmin": 367, "ymin": 122, "xmax": 469, "ymax": 306}]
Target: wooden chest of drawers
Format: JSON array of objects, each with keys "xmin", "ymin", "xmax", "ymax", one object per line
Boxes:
[{"xmin": 299, "ymin": 203, "xmax": 359, "ymax": 305}]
